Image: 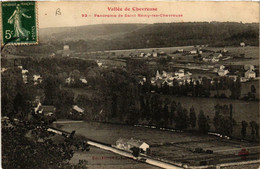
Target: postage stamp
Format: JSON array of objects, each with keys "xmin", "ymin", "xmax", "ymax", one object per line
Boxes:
[{"xmin": 1, "ymin": 1, "xmax": 38, "ymax": 45}]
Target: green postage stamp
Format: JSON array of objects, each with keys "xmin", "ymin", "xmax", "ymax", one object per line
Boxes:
[{"xmin": 1, "ymin": 1, "xmax": 38, "ymax": 45}]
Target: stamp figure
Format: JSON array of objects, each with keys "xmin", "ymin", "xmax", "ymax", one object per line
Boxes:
[{"xmin": 1, "ymin": 1, "xmax": 37, "ymax": 45}]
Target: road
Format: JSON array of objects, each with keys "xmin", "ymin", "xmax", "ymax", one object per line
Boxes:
[
  {"xmin": 48, "ymin": 126, "xmax": 183, "ymax": 169},
  {"xmin": 87, "ymin": 140, "xmax": 183, "ymax": 169}
]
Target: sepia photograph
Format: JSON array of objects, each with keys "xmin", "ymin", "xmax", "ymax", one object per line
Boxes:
[{"xmin": 1, "ymin": 1, "xmax": 259, "ymax": 169}]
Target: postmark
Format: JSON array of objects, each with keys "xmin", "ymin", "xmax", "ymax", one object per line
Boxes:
[{"xmin": 1, "ymin": 1, "xmax": 38, "ymax": 45}]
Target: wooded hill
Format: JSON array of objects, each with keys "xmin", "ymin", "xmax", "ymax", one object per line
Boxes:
[{"xmin": 19, "ymin": 22, "xmax": 260, "ymax": 53}]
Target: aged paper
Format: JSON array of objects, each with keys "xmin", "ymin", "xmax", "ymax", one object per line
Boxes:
[{"xmin": 1, "ymin": 1, "xmax": 259, "ymax": 169}]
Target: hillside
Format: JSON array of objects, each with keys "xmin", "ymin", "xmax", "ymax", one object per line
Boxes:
[
  {"xmin": 39, "ymin": 24, "xmax": 147, "ymax": 41},
  {"xmin": 111, "ymin": 22, "xmax": 259, "ymax": 49},
  {"xmin": 15, "ymin": 22, "xmax": 259, "ymax": 54}
]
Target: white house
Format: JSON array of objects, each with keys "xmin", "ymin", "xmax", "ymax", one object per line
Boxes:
[
  {"xmin": 189, "ymin": 50, "xmax": 197, "ymax": 55},
  {"xmin": 240, "ymin": 42, "xmax": 245, "ymax": 47},
  {"xmin": 33, "ymin": 75, "xmax": 42, "ymax": 85},
  {"xmin": 245, "ymin": 70, "xmax": 256, "ymax": 79},
  {"xmin": 177, "ymin": 49, "xmax": 184, "ymax": 53},
  {"xmin": 96, "ymin": 60, "xmax": 103, "ymax": 67},
  {"xmin": 22, "ymin": 69, "xmax": 29, "ymax": 74},
  {"xmin": 64, "ymin": 45, "xmax": 70, "ymax": 50},
  {"xmin": 80, "ymin": 78, "xmax": 87, "ymax": 84},
  {"xmin": 1, "ymin": 67, "xmax": 8, "ymax": 73},
  {"xmin": 140, "ymin": 53, "xmax": 145, "ymax": 57},
  {"xmin": 219, "ymin": 65, "xmax": 225, "ymax": 70},
  {"xmin": 155, "ymin": 70, "xmax": 162, "ymax": 80},
  {"xmin": 116, "ymin": 138, "xmax": 150, "ymax": 153},
  {"xmin": 218, "ymin": 69, "xmax": 229, "ymax": 76},
  {"xmin": 212, "ymin": 57, "xmax": 219, "ymax": 63},
  {"xmin": 152, "ymin": 52, "xmax": 158, "ymax": 57},
  {"xmin": 65, "ymin": 77, "xmax": 74, "ymax": 85},
  {"xmin": 146, "ymin": 53, "xmax": 152, "ymax": 57},
  {"xmin": 71, "ymin": 105, "xmax": 84, "ymax": 115}
]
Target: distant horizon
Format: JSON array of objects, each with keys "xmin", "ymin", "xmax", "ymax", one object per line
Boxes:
[{"xmin": 40, "ymin": 21, "xmax": 260, "ymax": 29}]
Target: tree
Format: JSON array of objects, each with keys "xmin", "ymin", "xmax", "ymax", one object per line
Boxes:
[
  {"xmin": 169, "ymin": 101, "xmax": 176, "ymax": 125},
  {"xmin": 248, "ymin": 85, "xmax": 256, "ymax": 100},
  {"xmin": 230, "ymin": 78, "xmax": 241, "ymax": 99},
  {"xmin": 250, "ymin": 121, "xmax": 258, "ymax": 141},
  {"xmin": 189, "ymin": 106, "xmax": 197, "ymax": 129},
  {"xmin": 163, "ymin": 104, "xmax": 170, "ymax": 126},
  {"xmin": 175, "ymin": 103, "xmax": 189, "ymax": 130},
  {"xmin": 198, "ymin": 110, "xmax": 210, "ymax": 133},
  {"xmin": 241, "ymin": 121, "xmax": 248, "ymax": 139},
  {"xmin": 229, "ymin": 104, "xmax": 233, "ymax": 134},
  {"xmin": 2, "ymin": 115, "xmax": 87, "ymax": 169},
  {"xmin": 43, "ymin": 75, "xmax": 60, "ymax": 105}
]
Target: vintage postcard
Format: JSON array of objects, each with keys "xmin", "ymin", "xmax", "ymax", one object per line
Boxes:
[{"xmin": 1, "ymin": 1, "xmax": 259, "ymax": 169}]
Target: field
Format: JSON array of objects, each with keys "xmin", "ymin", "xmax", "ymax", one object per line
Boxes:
[
  {"xmin": 55, "ymin": 121, "xmax": 260, "ymax": 166},
  {"xmin": 202, "ymin": 46, "xmax": 259, "ymax": 66},
  {"xmin": 108, "ymin": 46, "xmax": 194, "ymax": 57},
  {"xmin": 106, "ymin": 46, "xmax": 259, "ymax": 67},
  {"xmin": 70, "ymin": 147, "xmax": 158, "ymax": 169}
]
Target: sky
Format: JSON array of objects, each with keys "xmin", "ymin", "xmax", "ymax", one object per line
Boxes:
[{"xmin": 37, "ymin": 1, "xmax": 259, "ymax": 28}]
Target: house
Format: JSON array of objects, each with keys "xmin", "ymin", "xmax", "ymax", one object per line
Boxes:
[
  {"xmin": 96, "ymin": 60, "xmax": 103, "ymax": 67},
  {"xmin": 116, "ymin": 138, "xmax": 129, "ymax": 150},
  {"xmin": 22, "ymin": 75, "xmax": 28, "ymax": 84},
  {"xmin": 245, "ymin": 70, "xmax": 256, "ymax": 79},
  {"xmin": 220, "ymin": 65, "xmax": 225, "ymax": 70},
  {"xmin": 189, "ymin": 50, "xmax": 197, "ymax": 55},
  {"xmin": 155, "ymin": 70, "xmax": 162, "ymax": 80},
  {"xmin": 218, "ymin": 69, "xmax": 229, "ymax": 76},
  {"xmin": 22, "ymin": 69, "xmax": 29, "ymax": 74},
  {"xmin": 64, "ymin": 45, "xmax": 70, "ymax": 50},
  {"xmin": 222, "ymin": 48, "xmax": 228, "ymax": 53},
  {"xmin": 152, "ymin": 52, "xmax": 158, "ymax": 57},
  {"xmin": 211, "ymin": 57, "xmax": 219, "ymax": 63},
  {"xmin": 240, "ymin": 42, "xmax": 245, "ymax": 47},
  {"xmin": 33, "ymin": 75, "xmax": 42, "ymax": 85},
  {"xmin": 49, "ymin": 53, "xmax": 56, "ymax": 57},
  {"xmin": 177, "ymin": 49, "xmax": 184, "ymax": 53},
  {"xmin": 203, "ymin": 58, "xmax": 211, "ymax": 62},
  {"xmin": 70, "ymin": 105, "xmax": 84, "ymax": 116},
  {"xmin": 116, "ymin": 138, "xmax": 150, "ymax": 154},
  {"xmin": 1, "ymin": 67, "xmax": 8, "ymax": 73},
  {"xmin": 65, "ymin": 77, "xmax": 74, "ymax": 85},
  {"xmin": 175, "ymin": 69, "xmax": 185, "ymax": 78},
  {"xmin": 140, "ymin": 53, "xmax": 145, "ymax": 57},
  {"xmin": 80, "ymin": 78, "xmax": 87, "ymax": 84},
  {"xmin": 36, "ymin": 103, "xmax": 56, "ymax": 116},
  {"xmin": 146, "ymin": 53, "xmax": 152, "ymax": 57}
]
